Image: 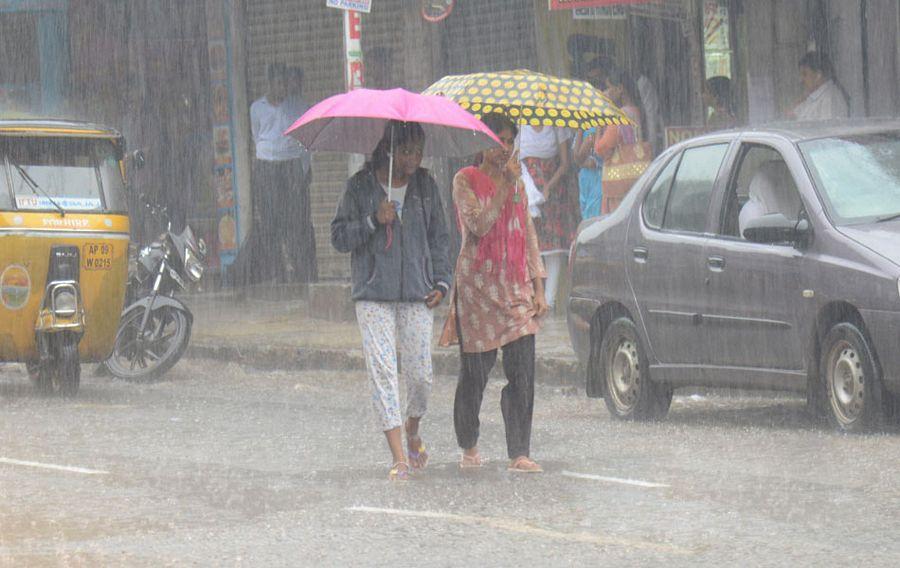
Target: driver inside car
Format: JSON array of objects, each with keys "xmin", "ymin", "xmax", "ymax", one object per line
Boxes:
[{"xmin": 738, "ymin": 160, "xmax": 803, "ymax": 238}]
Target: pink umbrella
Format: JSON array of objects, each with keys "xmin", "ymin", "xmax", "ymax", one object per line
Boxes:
[
  {"xmin": 285, "ymin": 88, "xmax": 503, "ymax": 159},
  {"xmin": 286, "ymin": 88, "xmax": 503, "ymax": 248}
]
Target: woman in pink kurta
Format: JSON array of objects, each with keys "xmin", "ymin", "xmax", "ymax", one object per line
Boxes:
[{"xmin": 439, "ymin": 114, "xmax": 548, "ymax": 473}]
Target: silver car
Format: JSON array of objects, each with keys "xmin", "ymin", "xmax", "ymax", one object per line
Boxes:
[{"xmin": 567, "ymin": 121, "xmax": 900, "ymax": 432}]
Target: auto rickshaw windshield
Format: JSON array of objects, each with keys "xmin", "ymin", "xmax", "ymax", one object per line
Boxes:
[{"xmin": 0, "ymin": 137, "xmax": 127, "ymax": 213}]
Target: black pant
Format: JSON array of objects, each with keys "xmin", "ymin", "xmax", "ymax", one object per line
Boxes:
[
  {"xmin": 454, "ymin": 334, "xmax": 536, "ymax": 459},
  {"xmin": 232, "ymin": 159, "xmax": 317, "ymax": 285}
]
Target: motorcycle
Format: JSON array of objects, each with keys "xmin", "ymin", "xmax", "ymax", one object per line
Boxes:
[{"xmin": 103, "ymin": 197, "xmax": 207, "ymax": 381}]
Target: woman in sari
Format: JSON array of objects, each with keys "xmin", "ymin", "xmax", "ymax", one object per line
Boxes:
[{"xmin": 440, "ymin": 113, "xmax": 549, "ymax": 473}]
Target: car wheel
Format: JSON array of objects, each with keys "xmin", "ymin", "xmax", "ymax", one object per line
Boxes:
[
  {"xmin": 821, "ymin": 322, "xmax": 885, "ymax": 433},
  {"xmin": 599, "ymin": 317, "xmax": 672, "ymax": 421}
]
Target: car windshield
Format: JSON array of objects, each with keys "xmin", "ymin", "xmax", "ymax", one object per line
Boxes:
[
  {"xmin": 0, "ymin": 137, "xmax": 126, "ymax": 212},
  {"xmin": 800, "ymin": 131, "xmax": 900, "ymax": 225}
]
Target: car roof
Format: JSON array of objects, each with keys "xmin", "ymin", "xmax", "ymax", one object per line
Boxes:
[
  {"xmin": 0, "ymin": 118, "xmax": 122, "ymax": 139},
  {"xmin": 670, "ymin": 118, "xmax": 900, "ymax": 151}
]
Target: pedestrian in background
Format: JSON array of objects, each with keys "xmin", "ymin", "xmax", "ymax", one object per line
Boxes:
[
  {"xmin": 518, "ymin": 122, "xmax": 576, "ymax": 313},
  {"xmin": 440, "ymin": 113, "xmax": 549, "ymax": 474},
  {"xmin": 704, "ymin": 76, "xmax": 738, "ymax": 129},
  {"xmin": 235, "ymin": 62, "xmax": 316, "ymax": 285},
  {"xmin": 594, "ymin": 67, "xmax": 646, "ymax": 214},
  {"xmin": 331, "ymin": 121, "xmax": 452, "ymax": 481},
  {"xmin": 573, "ymin": 58, "xmax": 609, "ymax": 219},
  {"xmin": 790, "ymin": 51, "xmax": 849, "ymax": 121}
]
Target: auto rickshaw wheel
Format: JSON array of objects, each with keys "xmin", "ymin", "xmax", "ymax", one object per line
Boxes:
[{"xmin": 35, "ymin": 335, "xmax": 81, "ymax": 397}]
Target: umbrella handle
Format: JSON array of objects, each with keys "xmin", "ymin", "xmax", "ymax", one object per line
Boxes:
[{"xmin": 385, "ymin": 225, "xmax": 393, "ymax": 250}]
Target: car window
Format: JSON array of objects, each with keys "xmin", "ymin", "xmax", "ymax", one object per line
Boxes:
[
  {"xmin": 721, "ymin": 145, "xmax": 802, "ymax": 239},
  {"xmin": 721, "ymin": 145, "xmax": 786, "ymax": 237},
  {"xmin": 662, "ymin": 143, "xmax": 729, "ymax": 233},
  {"xmin": 642, "ymin": 154, "xmax": 680, "ymax": 229}
]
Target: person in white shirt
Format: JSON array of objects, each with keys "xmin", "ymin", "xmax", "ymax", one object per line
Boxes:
[
  {"xmin": 790, "ymin": 52, "xmax": 849, "ymax": 122},
  {"xmin": 240, "ymin": 63, "xmax": 316, "ymax": 285},
  {"xmin": 518, "ymin": 124, "xmax": 575, "ymax": 313}
]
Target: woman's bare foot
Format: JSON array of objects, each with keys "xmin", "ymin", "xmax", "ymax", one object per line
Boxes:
[
  {"xmin": 405, "ymin": 419, "xmax": 428, "ymax": 470},
  {"xmin": 389, "ymin": 461, "xmax": 410, "ymax": 481},
  {"xmin": 459, "ymin": 447, "xmax": 483, "ymax": 468},
  {"xmin": 508, "ymin": 456, "xmax": 542, "ymax": 473}
]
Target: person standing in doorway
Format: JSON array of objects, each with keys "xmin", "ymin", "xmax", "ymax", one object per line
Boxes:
[
  {"xmin": 441, "ymin": 113, "xmax": 549, "ymax": 474},
  {"xmin": 704, "ymin": 76, "xmax": 738, "ymax": 129},
  {"xmin": 789, "ymin": 52, "xmax": 849, "ymax": 121},
  {"xmin": 242, "ymin": 62, "xmax": 317, "ymax": 284},
  {"xmin": 332, "ymin": 121, "xmax": 452, "ymax": 481}
]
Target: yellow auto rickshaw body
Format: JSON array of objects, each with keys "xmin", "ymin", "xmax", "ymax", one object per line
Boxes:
[{"xmin": 0, "ymin": 120, "xmax": 130, "ymax": 364}]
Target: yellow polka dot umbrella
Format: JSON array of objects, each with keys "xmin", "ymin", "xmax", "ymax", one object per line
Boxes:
[{"xmin": 422, "ymin": 69, "xmax": 629, "ymax": 129}]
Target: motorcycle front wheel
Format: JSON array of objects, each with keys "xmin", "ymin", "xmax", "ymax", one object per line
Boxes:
[{"xmin": 106, "ymin": 306, "xmax": 191, "ymax": 381}]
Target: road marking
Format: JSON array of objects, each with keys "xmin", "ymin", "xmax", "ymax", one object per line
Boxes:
[
  {"xmin": 561, "ymin": 470, "xmax": 670, "ymax": 488},
  {"xmin": 0, "ymin": 457, "xmax": 110, "ymax": 476},
  {"xmin": 346, "ymin": 506, "xmax": 691, "ymax": 554}
]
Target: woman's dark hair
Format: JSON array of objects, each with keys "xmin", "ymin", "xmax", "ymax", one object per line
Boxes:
[
  {"xmin": 798, "ymin": 51, "xmax": 834, "ymax": 78},
  {"xmin": 367, "ymin": 120, "xmax": 425, "ymax": 172},
  {"xmin": 579, "ymin": 56, "xmax": 613, "ymax": 88},
  {"xmin": 480, "ymin": 112, "xmax": 518, "ymax": 139},
  {"xmin": 706, "ymin": 75, "xmax": 733, "ymax": 109},
  {"xmin": 473, "ymin": 113, "xmax": 517, "ymax": 166},
  {"xmin": 604, "ymin": 66, "xmax": 644, "ymax": 129},
  {"xmin": 605, "ymin": 66, "xmax": 637, "ymax": 102}
]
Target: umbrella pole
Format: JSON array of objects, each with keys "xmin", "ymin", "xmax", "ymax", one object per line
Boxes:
[
  {"xmin": 384, "ymin": 124, "xmax": 395, "ymax": 251},
  {"xmin": 387, "ymin": 123, "xmax": 394, "ymax": 202}
]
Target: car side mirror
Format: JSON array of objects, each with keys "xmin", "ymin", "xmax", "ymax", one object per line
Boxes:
[{"xmin": 743, "ymin": 213, "xmax": 810, "ymax": 244}]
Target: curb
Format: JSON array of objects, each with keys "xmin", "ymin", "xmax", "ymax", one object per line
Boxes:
[{"xmin": 187, "ymin": 341, "xmax": 583, "ymax": 388}]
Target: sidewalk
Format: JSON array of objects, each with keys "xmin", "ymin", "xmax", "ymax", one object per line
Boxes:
[{"xmin": 186, "ymin": 293, "xmax": 583, "ymax": 386}]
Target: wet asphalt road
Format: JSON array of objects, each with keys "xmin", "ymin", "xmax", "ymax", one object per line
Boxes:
[{"xmin": 1, "ymin": 359, "xmax": 899, "ymax": 567}]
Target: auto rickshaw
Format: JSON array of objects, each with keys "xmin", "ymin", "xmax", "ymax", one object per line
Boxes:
[{"xmin": 0, "ymin": 119, "xmax": 130, "ymax": 396}]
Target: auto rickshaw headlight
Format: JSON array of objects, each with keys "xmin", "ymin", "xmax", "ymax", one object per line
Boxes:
[
  {"xmin": 184, "ymin": 247, "xmax": 204, "ymax": 282},
  {"xmin": 52, "ymin": 285, "xmax": 78, "ymax": 317}
]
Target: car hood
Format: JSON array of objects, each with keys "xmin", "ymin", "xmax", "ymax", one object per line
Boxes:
[{"xmin": 837, "ymin": 220, "xmax": 900, "ymax": 268}]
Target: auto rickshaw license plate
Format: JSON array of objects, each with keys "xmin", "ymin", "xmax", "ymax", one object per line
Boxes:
[{"xmin": 82, "ymin": 243, "xmax": 113, "ymax": 270}]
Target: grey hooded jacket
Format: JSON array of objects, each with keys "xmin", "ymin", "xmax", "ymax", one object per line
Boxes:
[{"xmin": 331, "ymin": 167, "xmax": 452, "ymax": 303}]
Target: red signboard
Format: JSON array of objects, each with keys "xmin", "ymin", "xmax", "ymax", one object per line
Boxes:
[{"xmin": 549, "ymin": 0, "xmax": 651, "ymax": 9}]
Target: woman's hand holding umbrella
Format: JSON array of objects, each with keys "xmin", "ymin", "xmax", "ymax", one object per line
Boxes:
[{"xmin": 375, "ymin": 199, "xmax": 397, "ymax": 226}]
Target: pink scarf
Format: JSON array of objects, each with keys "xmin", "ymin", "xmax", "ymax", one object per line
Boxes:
[{"xmin": 461, "ymin": 166, "xmax": 528, "ymax": 283}]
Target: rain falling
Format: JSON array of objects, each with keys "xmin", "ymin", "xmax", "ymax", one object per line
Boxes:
[{"xmin": 1, "ymin": 0, "xmax": 900, "ymax": 565}]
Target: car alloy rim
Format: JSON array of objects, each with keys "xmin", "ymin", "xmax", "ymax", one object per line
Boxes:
[
  {"xmin": 827, "ymin": 340, "xmax": 865, "ymax": 425},
  {"xmin": 608, "ymin": 338, "xmax": 640, "ymax": 413}
]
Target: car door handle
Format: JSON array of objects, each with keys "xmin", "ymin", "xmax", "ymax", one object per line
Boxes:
[
  {"xmin": 633, "ymin": 247, "xmax": 649, "ymax": 263},
  {"xmin": 707, "ymin": 255, "xmax": 726, "ymax": 271}
]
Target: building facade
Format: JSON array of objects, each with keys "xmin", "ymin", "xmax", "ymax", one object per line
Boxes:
[{"xmin": 2, "ymin": 0, "xmax": 897, "ymax": 283}]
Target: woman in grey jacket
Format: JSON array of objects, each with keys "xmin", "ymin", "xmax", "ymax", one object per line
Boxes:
[{"xmin": 331, "ymin": 121, "xmax": 452, "ymax": 481}]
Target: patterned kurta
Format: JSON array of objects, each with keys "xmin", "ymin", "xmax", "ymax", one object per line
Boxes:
[{"xmin": 439, "ymin": 169, "xmax": 547, "ymax": 353}]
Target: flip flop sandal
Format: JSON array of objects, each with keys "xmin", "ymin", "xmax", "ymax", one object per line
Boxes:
[
  {"xmin": 408, "ymin": 441, "xmax": 429, "ymax": 471},
  {"xmin": 389, "ymin": 462, "xmax": 410, "ymax": 482},
  {"xmin": 508, "ymin": 456, "xmax": 542, "ymax": 473},
  {"xmin": 459, "ymin": 453, "xmax": 483, "ymax": 469}
]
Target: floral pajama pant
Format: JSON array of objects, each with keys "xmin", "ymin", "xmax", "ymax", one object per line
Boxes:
[{"xmin": 356, "ymin": 301, "xmax": 434, "ymax": 431}]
